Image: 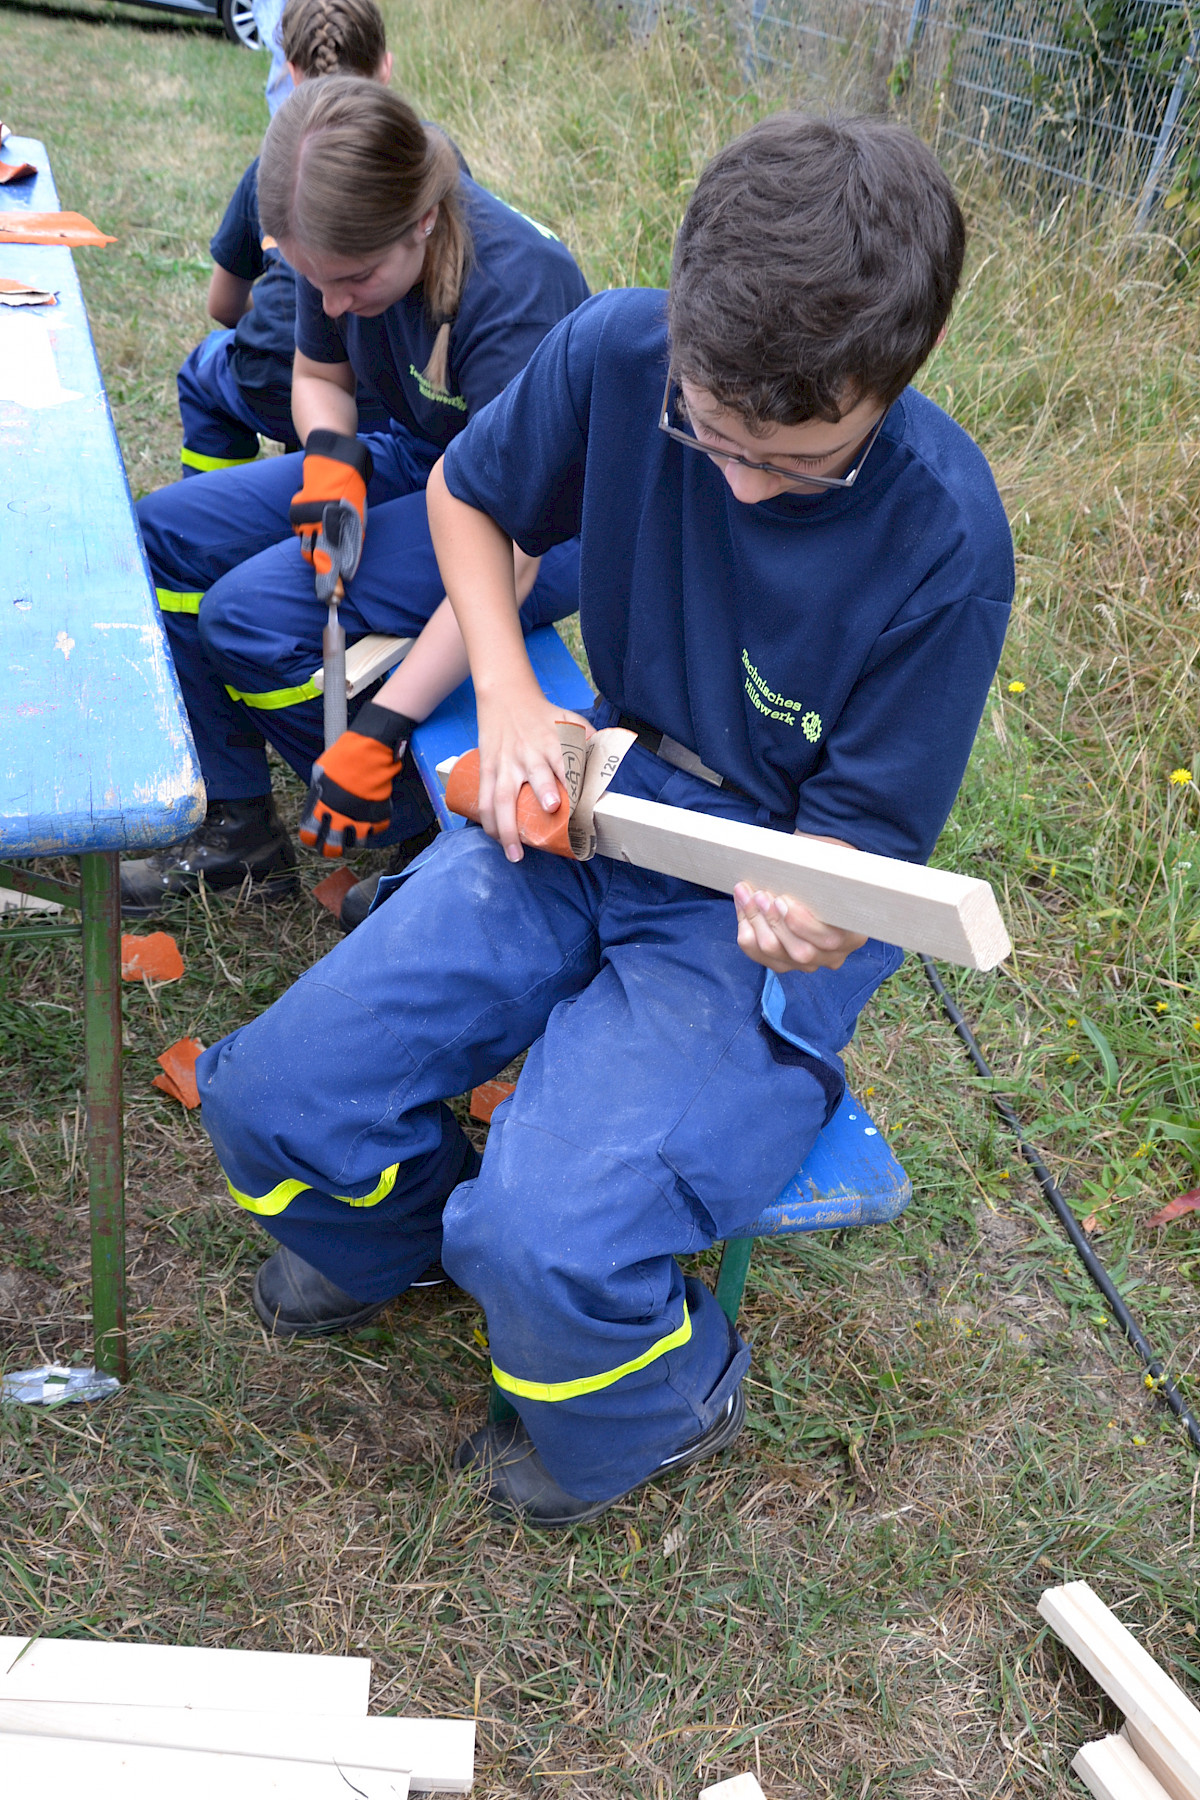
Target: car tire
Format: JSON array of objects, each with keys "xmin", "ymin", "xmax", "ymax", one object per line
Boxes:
[{"xmin": 220, "ymin": 0, "xmax": 262, "ymax": 48}]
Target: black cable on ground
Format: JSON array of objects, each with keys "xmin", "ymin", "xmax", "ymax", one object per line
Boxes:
[{"xmin": 919, "ymin": 952, "xmax": 1200, "ymax": 1453}]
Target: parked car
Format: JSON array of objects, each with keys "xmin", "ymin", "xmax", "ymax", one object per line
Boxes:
[{"xmin": 120, "ymin": 0, "xmax": 262, "ymax": 48}]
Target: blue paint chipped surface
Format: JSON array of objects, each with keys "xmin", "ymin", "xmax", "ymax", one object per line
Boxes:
[
  {"xmin": 1, "ymin": 140, "xmax": 204, "ymax": 857},
  {"xmin": 730, "ymin": 1090, "xmax": 910, "ymax": 1237}
]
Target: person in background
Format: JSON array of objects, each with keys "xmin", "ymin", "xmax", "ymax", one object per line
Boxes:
[
  {"xmin": 251, "ymin": 0, "xmax": 295, "ymax": 116},
  {"xmin": 177, "ymin": 0, "xmax": 394, "ymax": 478},
  {"xmin": 123, "ymin": 78, "xmax": 589, "ymax": 919}
]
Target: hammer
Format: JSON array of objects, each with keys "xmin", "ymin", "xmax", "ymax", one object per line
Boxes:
[{"xmin": 312, "ymin": 498, "xmax": 365, "ymax": 748}]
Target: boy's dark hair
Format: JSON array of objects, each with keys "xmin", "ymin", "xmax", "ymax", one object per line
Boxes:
[{"xmin": 668, "ymin": 113, "xmax": 965, "ymax": 426}]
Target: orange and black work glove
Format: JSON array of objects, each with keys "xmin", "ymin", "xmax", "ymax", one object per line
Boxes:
[
  {"xmin": 300, "ymin": 701, "xmax": 416, "ymax": 858},
  {"xmin": 289, "ymin": 430, "xmax": 373, "ymax": 569}
]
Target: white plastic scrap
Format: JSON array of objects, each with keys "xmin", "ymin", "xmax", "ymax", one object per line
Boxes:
[{"xmin": 1, "ymin": 1364, "xmax": 121, "ymax": 1406}]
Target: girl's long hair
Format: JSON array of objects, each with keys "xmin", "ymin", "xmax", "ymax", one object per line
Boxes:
[{"xmin": 258, "ymin": 77, "xmax": 471, "ymax": 392}]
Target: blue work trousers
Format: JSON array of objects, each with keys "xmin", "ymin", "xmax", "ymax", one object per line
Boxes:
[
  {"xmin": 137, "ymin": 428, "xmax": 581, "ymax": 799},
  {"xmin": 176, "ymin": 330, "xmax": 393, "ymax": 475},
  {"xmin": 196, "ymin": 741, "xmax": 902, "ymax": 1501}
]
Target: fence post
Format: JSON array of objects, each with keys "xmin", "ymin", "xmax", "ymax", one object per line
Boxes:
[{"xmin": 1134, "ymin": 26, "xmax": 1200, "ymax": 230}]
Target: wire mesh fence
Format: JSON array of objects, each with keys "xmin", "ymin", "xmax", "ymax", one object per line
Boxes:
[{"xmin": 612, "ymin": 0, "xmax": 1200, "ymax": 211}]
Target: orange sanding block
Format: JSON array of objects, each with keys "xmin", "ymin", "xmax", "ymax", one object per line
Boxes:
[{"xmin": 443, "ymin": 748, "xmax": 574, "ymax": 857}]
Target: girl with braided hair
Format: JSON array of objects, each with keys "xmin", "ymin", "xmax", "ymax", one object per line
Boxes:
[
  {"xmin": 177, "ymin": 0, "xmax": 394, "ymax": 477},
  {"xmin": 125, "ymin": 76, "xmax": 588, "ymax": 922}
]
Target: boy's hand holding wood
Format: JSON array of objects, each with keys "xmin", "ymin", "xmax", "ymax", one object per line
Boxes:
[{"xmin": 733, "ymin": 882, "xmax": 867, "ymax": 974}]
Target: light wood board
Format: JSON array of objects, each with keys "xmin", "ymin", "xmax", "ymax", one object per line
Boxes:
[
  {"xmin": 699, "ymin": 1775, "xmax": 768, "ymax": 1800},
  {"xmin": 0, "ymin": 1699, "xmax": 473, "ymax": 1793},
  {"xmin": 590, "ymin": 791, "xmax": 1011, "ymax": 970},
  {"xmin": 1039, "ymin": 1583, "xmax": 1200, "ymax": 1800},
  {"xmin": 1075, "ymin": 1733, "xmax": 1175, "ymax": 1800},
  {"xmin": 312, "ymin": 633, "xmax": 413, "ymax": 699},
  {"xmin": 0, "ymin": 1637, "xmax": 370, "ymax": 1717},
  {"xmin": 0, "ymin": 1732, "xmax": 409, "ymax": 1798},
  {"xmin": 1126, "ymin": 1723, "xmax": 1197, "ymax": 1800}
]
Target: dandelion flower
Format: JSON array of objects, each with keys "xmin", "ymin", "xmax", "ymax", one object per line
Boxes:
[
  {"xmin": 1007, "ymin": 680, "xmax": 1026, "ymax": 693},
  {"xmin": 1155, "ymin": 1001, "xmax": 1169, "ymax": 1012},
  {"xmin": 1170, "ymin": 768, "xmax": 1193, "ymax": 786},
  {"xmin": 1067, "ymin": 1017, "xmax": 1078, "ymax": 1027}
]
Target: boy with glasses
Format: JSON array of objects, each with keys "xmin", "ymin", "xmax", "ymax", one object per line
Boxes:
[{"xmin": 197, "ymin": 113, "xmax": 1013, "ymax": 1526}]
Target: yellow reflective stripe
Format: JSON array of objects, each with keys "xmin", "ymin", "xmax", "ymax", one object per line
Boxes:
[
  {"xmin": 226, "ymin": 1161, "xmax": 399, "ymax": 1218},
  {"xmin": 337, "ymin": 1162, "xmax": 400, "ymax": 1209},
  {"xmin": 491, "ymin": 1305, "xmax": 693, "ymax": 1403},
  {"xmin": 225, "ymin": 678, "xmax": 321, "ymax": 711},
  {"xmin": 181, "ymin": 447, "xmax": 259, "ymax": 473},
  {"xmin": 157, "ymin": 587, "xmax": 204, "ymax": 615},
  {"xmin": 227, "ymin": 1174, "xmax": 310, "ymax": 1217}
]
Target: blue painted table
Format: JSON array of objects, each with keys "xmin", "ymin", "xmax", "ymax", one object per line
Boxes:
[{"xmin": 0, "ymin": 138, "xmax": 205, "ymax": 1379}]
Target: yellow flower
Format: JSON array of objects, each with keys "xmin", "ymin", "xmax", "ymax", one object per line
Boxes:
[
  {"xmin": 1133, "ymin": 1144, "xmax": 1149, "ymax": 1158},
  {"xmin": 1170, "ymin": 768, "xmax": 1194, "ymax": 786},
  {"xmin": 998, "ymin": 1170, "xmax": 1010, "ymax": 1180},
  {"xmin": 1155, "ymin": 1001, "xmax": 1169, "ymax": 1012},
  {"xmin": 1067, "ymin": 1017, "xmax": 1078, "ymax": 1027},
  {"xmin": 1067, "ymin": 1052, "xmax": 1080, "ymax": 1064},
  {"xmin": 1007, "ymin": 680, "xmax": 1027, "ymax": 693},
  {"xmin": 865, "ymin": 1085, "xmax": 875, "ymax": 1095}
]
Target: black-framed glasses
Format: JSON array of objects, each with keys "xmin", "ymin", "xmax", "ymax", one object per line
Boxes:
[{"xmin": 658, "ymin": 375, "xmax": 888, "ymax": 491}]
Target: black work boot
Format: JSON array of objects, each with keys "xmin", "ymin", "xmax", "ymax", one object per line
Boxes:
[
  {"xmin": 252, "ymin": 1247, "xmax": 456, "ymax": 1336},
  {"xmin": 338, "ymin": 821, "xmax": 439, "ymax": 933},
  {"xmin": 453, "ymin": 1387, "xmax": 746, "ymax": 1528},
  {"xmin": 120, "ymin": 795, "xmax": 298, "ymax": 918}
]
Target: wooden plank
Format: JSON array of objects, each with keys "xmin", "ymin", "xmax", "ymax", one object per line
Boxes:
[
  {"xmin": 1038, "ymin": 1583, "xmax": 1200, "ymax": 1800},
  {"xmin": 0, "ymin": 1637, "xmax": 370, "ymax": 1717},
  {"xmin": 1125, "ymin": 1723, "xmax": 1196, "ymax": 1800},
  {"xmin": 1075, "ymin": 1734, "xmax": 1175, "ymax": 1800},
  {"xmin": 0, "ymin": 1699, "xmax": 473, "ymax": 1793},
  {"xmin": 590, "ymin": 792, "xmax": 1011, "ymax": 970},
  {"xmin": 699, "ymin": 1776, "xmax": 767, "ymax": 1800},
  {"xmin": 311, "ymin": 633, "xmax": 413, "ymax": 699},
  {"xmin": 0, "ymin": 1733, "xmax": 410, "ymax": 1798}
]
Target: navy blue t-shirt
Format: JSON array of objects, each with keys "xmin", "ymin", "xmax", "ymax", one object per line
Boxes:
[
  {"xmin": 296, "ymin": 177, "xmax": 590, "ymax": 452},
  {"xmin": 210, "ymin": 158, "xmax": 297, "ymax": 394},
  {"xmin": 442, "ymin": 287, "xmax": 1014, "ymax": 864}
]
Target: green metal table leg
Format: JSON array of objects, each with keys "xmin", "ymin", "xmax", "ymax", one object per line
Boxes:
[
  {"xmin": 714, "ymin": 1235, "xmax": 755, "ymax": 1326},
  {"xmin": 81, "ymin": 853, "xmax": 127, "ymax": 1382}
]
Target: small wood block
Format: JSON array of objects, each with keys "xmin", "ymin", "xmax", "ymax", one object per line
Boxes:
[
  {"xmin": 0, "ymin": 887, "xmax": 61, "ymax": 913},
  {"xmin": 0, "ymin": 1636, "xmax": 370, "ymax": 1715},
  {"xmin": 121, "ymin": 931, "xmax": 184, "ymax": 982},
  {"xmin": 1039, "ymin": 1582, "xmax": 1200, "ymax": 1800},
  {"xmin": 153, "ymin": 1038, "xmax": 205, "ymax": 1110},
  {"xmin": 699, "ymin": 1776, "xmax": 767, "ymax": 1800},
  {"xmin": 470, "ymin": 1080, "xmax": 516, "ymax": 1123},
  {"xmin": 0, "ymin": 1700, "xmax": 474, "ymax": 1794},
  {"xmin": 0, "ymin": 160, "xmax": 37, "ymax": 183},
  {"xmin": 312, "ymin": 865, "xmax": 360, "ymax": 917},
  {"xmin": 311, "ymin": 633, "xmax": 413, "ymax": 699},
  {"xmin": 1075, "ymin": 1734, "xmax": 1175, "ymax": 1800},
  {"xmin": 444, "ymin": 749, "xmax": 572, "ymax": 856}
]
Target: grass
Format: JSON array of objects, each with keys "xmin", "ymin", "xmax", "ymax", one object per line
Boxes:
[{"xmin": 3, "ymin": 0, "xmax": 1200, "ymax": 1793}]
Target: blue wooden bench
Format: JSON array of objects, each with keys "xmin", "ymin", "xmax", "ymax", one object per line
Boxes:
[
  {"xmin": 407, "ymin": 625, "xmax": 911, "ymax": 1352},
  {"xmin": 0, "ymin": 139, "xmax": 204, "ymax": 1384}
]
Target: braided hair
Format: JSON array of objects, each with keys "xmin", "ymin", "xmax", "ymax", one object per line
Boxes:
[{"xmin": 280, "ymin": 0, "xmax": 386, "ymax": 79}]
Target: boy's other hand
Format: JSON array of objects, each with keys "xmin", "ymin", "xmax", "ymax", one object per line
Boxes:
[
  {"xmin": 734, "ymin": 883, "xmax": 866, "ymax": 974},
  {"xmin": 476, "ymin": 692, "xmax": 593, "ymax": 861}
]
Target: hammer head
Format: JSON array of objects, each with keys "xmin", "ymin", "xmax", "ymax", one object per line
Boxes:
[{"xmin": 313, "ymin": 499, "xmax": 365, "ymax": 601}]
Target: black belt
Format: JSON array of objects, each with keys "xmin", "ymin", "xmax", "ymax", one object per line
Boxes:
[{"xmin": 618, "ymin": 711, "xmax": 735, "ymax": 791}]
